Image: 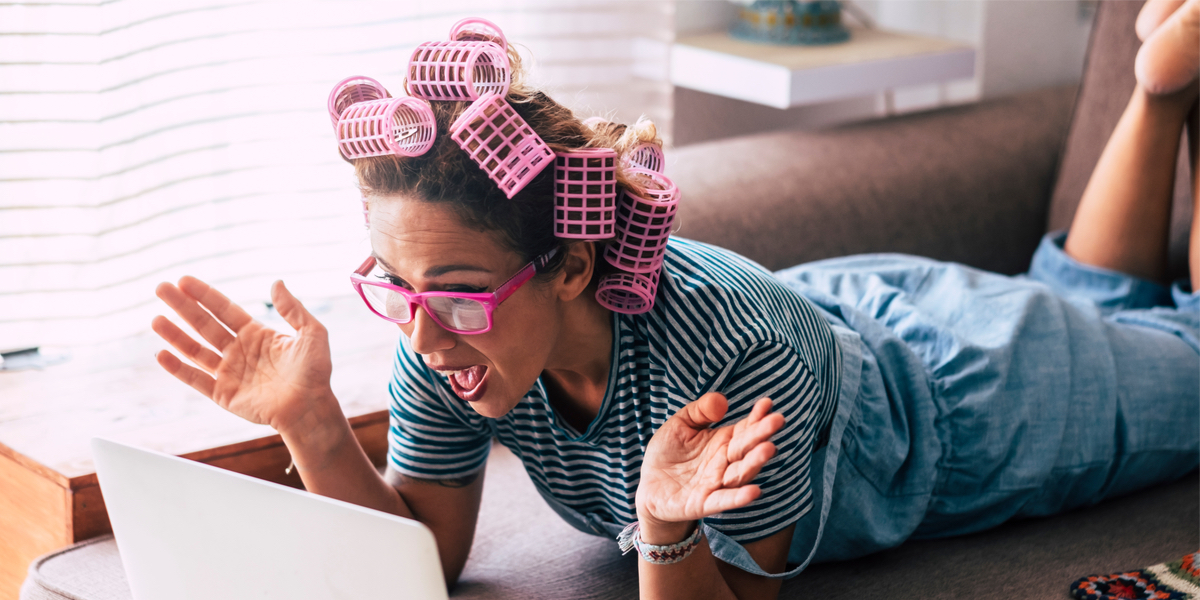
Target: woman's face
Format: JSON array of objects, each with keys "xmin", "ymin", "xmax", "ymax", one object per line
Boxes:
[{"xmin": 368, "ymin": 197, "xmax": 563, "ymax": 418}]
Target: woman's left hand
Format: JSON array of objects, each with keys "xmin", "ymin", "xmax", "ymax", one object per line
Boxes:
[{"xmin": 635, "ymin": 393, "xmax": 785, "ymax": 537}]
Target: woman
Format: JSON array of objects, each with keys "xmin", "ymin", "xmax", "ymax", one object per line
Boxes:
[{"xmin": 150, "ymin": 2, "xmax": 1200, "ymax": 599}]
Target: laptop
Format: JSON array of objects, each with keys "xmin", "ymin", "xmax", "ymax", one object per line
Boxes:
[{"xmin": 91, "ymin": 438, "xmax": 448, "ymax": 600}]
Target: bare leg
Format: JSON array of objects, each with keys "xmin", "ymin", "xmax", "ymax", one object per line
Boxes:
[
  {"xmin": 1063, "ymin": 88, "xmax": 1196, "ymax": 283},
  {"xmin": 1189, "ymin": 103, "xmax": 1199, "ymax": 285},
  {"xmin": 1064, "ymin": 0, "xmax": 1199, "ymax": 284}
]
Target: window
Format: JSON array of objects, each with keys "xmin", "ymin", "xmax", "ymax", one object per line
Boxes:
[{"xmin": 1, "ymin": 0, "xmax": 671, "ymax": 351}]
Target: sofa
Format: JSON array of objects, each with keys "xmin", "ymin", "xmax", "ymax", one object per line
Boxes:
[{"xmin": 21, "ymin": 2, "xmax": 1197, "ymax": 599}]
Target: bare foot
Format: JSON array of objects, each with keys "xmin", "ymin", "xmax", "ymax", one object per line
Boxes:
[
  {"xmin": 1135, "ymin": 0, "xmax": 1200, "ymax": 96},
  {"xmin": 1137, "ymin": 0, "xmax": 1186, "ymax": 41}
]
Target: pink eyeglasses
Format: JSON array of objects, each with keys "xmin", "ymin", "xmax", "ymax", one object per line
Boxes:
[{"xmin": 350, "ymin": 248, "xmax": 559, "ymax": 334}]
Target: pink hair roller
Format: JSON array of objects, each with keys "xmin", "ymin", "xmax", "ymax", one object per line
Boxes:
[
  {"xmin": 335, "ymin": 97, "xmax": 437, "ymax": 160},
  {"xmin": 407, "ymin": 40, "xmax": 510, "ymax": 102},
  {"xmin": 450, "ymin": 93, "xmax": 554, "ymax": 199},
  {"xmin": 327, "ymin": 75, "xmax": 389, "ymax": 128},
  {"xmin": 554, "ymin": 148, "xmax": 618, "ymax": 240},
  {"xmin": 625, "ymin": 141, "xmax": 665, "ymax": 173},
  {"xmin": 596, "ymin": 268, "xmax": 660, "ymax": 315},
  {"xmin": 604, "ymin": 168, "xmax": 679, "ymax": 273},
  {"xmin": 449, "ymin": 17, "xmax": 508, "ymax": 50}
]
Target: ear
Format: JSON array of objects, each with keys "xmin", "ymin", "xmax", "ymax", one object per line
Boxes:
[{"xmin": 556, "ymin": 242, "xmax": 596, "ymax": 302}]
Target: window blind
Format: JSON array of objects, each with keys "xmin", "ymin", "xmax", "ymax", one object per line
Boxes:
[{"xmin": 0, "ymin": 0, "xmax": 672, "ymax": 349}]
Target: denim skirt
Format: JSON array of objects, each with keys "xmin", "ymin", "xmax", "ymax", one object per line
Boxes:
[{"xmin": 759, "ymin": 231, "xmax": 1200, "ymax": 575}]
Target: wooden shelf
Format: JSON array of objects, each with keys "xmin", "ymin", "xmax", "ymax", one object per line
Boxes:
[
  {"xmin": 671, "ymin": 27, "xmax": 976, "ymax": 109},
  {"xmin": 0, "ymin": 295, "xmax": 398, "ymax": 600}
]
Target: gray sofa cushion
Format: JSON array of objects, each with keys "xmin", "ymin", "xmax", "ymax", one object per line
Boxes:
[
  {"xmin": 19, "ymin": 536, "xmax": 128, "ymax": 600},
  {"xmin": 668, "ymin": 86, "xmax": 1075, "ymax": 276},
  {"xmin": 22, "ymin": 443, "xmax": 1197, "ymax": 600}
]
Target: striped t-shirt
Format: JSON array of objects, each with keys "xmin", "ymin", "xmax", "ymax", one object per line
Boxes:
[{"xmin": 387, "ymin": 238, "xmax": 841, "ymax": 543}]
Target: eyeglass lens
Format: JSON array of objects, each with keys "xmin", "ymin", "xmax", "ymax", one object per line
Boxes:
[{"xmin": 360, "ymin": 284, "xmax": 490, "ymax": 332}]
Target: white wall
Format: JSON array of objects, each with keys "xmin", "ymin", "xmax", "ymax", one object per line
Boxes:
[
  {"xmin": 864, "ymin": 0, "xmax": 986, "ymax": 110},
  {"xmin": 671, "ymin": 0, "xmax": 1097, "ymax": 146},
  {"xmin": 978, "ymin": 0, "xmax": 1095, "ymax": 99}
]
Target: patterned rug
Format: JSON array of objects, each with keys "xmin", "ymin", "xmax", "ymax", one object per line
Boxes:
[{"xmin": 1071, "ymin": 552, "xmax": 1200, "ymax": 600}]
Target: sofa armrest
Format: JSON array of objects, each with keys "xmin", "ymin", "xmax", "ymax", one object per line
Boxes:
[{"xmin": 666, "ymin": 85, "xmax": 1077, "ymax": 275}]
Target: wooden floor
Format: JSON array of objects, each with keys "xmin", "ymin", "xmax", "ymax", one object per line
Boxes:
[{"xmin": 0, "ymin": 296, "xmax": 398, "ymax": 600}]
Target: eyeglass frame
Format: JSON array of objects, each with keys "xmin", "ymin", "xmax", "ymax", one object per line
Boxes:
[{"xmin": 349, "ymin": 247, "xmax": 560, "ymax": 334}]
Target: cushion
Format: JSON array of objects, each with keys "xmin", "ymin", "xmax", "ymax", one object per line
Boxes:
[
  {"xmin": 668, "ymin": 86, "xmax": 1075, "ymax": 276},
  {"xmin": 19, "ymin": 536, "xmax": 128, "ymax": 600}
]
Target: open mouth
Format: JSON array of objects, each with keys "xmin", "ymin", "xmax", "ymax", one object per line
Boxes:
[{"xmin": 438, "ymin": 365, "xmax": 489, "ymax": 402}]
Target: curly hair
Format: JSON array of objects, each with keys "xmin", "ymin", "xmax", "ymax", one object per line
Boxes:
[{"xmin": 351, "ymin": 41, "xmax": 663, "ymax": 281}]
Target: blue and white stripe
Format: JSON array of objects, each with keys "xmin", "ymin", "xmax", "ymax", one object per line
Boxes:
[{"xmin": 388, "ymin": 238, "xmax": 841, "ymax": 543}]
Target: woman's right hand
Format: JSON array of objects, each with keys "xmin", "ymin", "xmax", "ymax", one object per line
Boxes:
[{"xmin": 151, "ymin": 276, "xmax": 335, "ymax": 434}]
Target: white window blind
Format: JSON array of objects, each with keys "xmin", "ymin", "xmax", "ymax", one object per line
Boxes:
[{"xmin": 0, "ymin": 0, "xmax": 672, "ymax": 350}]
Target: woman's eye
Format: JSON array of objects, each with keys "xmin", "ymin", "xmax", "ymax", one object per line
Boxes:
[
  {"xmin": 373, "ymin": 274, "xmax": 483, "ymax": 294},
  {"xmin": 376, "ymin": 274, "xmax": 411, "ymax": 290},
  {"xmin": 446, "ymin": 286, "xmax": 487, "ymax": 294}
]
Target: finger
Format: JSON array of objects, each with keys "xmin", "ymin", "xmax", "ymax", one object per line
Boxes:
[
  {"xmin": 154, "ymin": 349, "xmax": 216, "ymax": 398},
  {"xmin": 722, "ymin": 442, "xmax": 776, "ymax": 488},
  {"xmin": 156, "ymin": 281, "xmax": 235, "ymax": 351},
  {"xmin": 732, "ymin": 397, "xmax": 773, "ymax": 433},
  {"xmin": 150, "ymin": 315, "xmax": 221, "ymax": 373},
  {"xmin": 676, "ymin": 392, "xmax": 728, "ymax": 430},
  {"xmin": 748, "ymin": 397, "xmax": 773, "ymax": 422},
  {"xmin": 727, "ymin": 410, "xmax": 785, "ymax": 462},
  {"xmin": 271, "ymin": 280, "xmax": 325, "ymax": 335},
  {"xmin": 703, "ymin": 485, "xmax": 761, "ymax": 516},
  {"xmin": 178, "ymin": 276, "xmax": 254, "ymax": 334}
]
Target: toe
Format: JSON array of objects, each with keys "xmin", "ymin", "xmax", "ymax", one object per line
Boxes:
[
  {"xmin": 1138, "ymin": 0, "xmax": 1187, "ymax": 41},
  {"xmin": 1135, "ymin": 0, "xmax": 1200, "ymax": 96}
]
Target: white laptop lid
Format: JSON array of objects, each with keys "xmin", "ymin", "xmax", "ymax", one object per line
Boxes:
[{"xmin": 92, "ymin": 438, "xmax": 447, "ymax": 600}]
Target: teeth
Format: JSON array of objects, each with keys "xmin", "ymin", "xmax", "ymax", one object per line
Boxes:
[{"xmin": 435, "ymin": 369, "xmax": 464, "ymax": 376}]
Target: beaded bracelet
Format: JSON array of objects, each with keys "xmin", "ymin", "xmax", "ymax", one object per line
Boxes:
[{"xmin": 617, "ymin": 521, "xmax": 703, "ymax": 565}]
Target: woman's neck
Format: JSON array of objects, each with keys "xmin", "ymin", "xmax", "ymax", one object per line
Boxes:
[{"xmin": 540, "ymin": 288, "xmax": 612, "ymax": 433}]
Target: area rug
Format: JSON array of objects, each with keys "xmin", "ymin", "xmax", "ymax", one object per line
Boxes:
[{"xmin": 1071, "ymin": 552, "xmax": 1200, "ymax": 600}]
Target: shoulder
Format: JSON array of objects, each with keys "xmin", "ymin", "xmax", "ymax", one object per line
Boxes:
[
  {"xmin": 660, "ymin": 238, "xmax": 776, "ymax": 295},
  {"xmin": 627, "ymin": 238, "xmax": 841, "ymax": 406},
  {"xmin": 658, "ymin": 238, "xmax": 818, "ymax": 326},
  {"xmin": 652, "ymin": 238, "xmax": 835, "ymax": 363}
]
